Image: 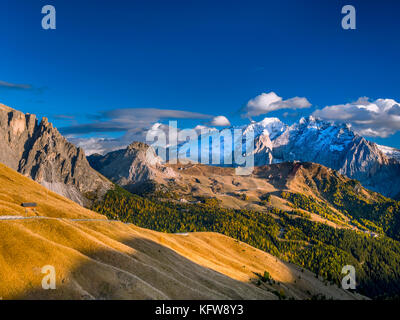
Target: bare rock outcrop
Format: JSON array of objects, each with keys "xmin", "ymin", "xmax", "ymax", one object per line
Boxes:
[
  {"xmin": 88, "ymin": 141, "xmax": 178, "ymax": 192},
  {"xmin": 0, "ymin": 104, "xmax": 113, "ymax": 206}
]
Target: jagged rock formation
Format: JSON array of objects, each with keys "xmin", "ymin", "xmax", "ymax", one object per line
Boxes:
[
  {"xmin": 0, "ymin": 104, "xmax": 113, "ymax": 205},
  {"xmin": 88, "ymin": 141, "xmax": 178, "ymax": 192}
]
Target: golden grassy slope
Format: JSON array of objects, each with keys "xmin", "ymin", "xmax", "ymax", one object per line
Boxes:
[
  {"xmin": 0, "ymin": 162, "xmax": 106, "ymax": 220},
  {"xmin": 0, "ymin": 163, "xmax": 364, "ymax": 300}
]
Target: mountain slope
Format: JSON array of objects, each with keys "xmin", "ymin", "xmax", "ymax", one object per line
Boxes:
[
  {"xmin": 87, "ymin": 138, "xmax": 400, "ymax": 236},
  {"xmin": 162, "ymin": 161, "xmax": 400, "ymax": 237},
  {"xmin": 0, "ymin": 103, "xmax": 113, "ymax": 205},
  {"xmin": 0, "ymin": 162, "xmax": 360, "ymax": 300}
]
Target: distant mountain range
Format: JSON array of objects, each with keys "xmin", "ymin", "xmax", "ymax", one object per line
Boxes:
[{"xmin": 165, "ymin": 116, "xmax": 400, "ymax": 199}]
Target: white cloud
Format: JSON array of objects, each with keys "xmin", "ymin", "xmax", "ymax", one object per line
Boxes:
[
  {"xmin": 313, "ymin": 97, "xmax": 400, "ymax": 138},
  {"xmin": 60, "ymin": 107, "xmax": 213, "ymax": 155},
  {"xmin": 243, "ymin": 91, "xmax": 311, "ymax": 117},
  {"xmin": 207, "ymin": 115, "xmax": 231, "ymax": 126}
]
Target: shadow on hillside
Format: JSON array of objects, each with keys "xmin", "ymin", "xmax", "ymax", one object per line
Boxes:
[
  {"xmin": 253, "ymin": 164, "xmax": 295, "ymax": 190},
  {"xmin": 10, "ymin": 234, "xmax": 276, "ymax": 300}
]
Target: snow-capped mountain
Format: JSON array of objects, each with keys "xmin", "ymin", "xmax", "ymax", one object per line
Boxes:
[
  {"xmin": 267, "ymin": 116, "xmax": 400, "ymax": 198},
  {"xmin": 172, "ymin": 116, "xmax": 400, "ymax": 198}
]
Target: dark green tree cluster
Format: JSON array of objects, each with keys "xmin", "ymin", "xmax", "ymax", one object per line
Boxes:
[
  {"xmin": 317, "ymin": 177, "xmax": 400, "ymax": 239},
  {"xmin": 281, "ymin": 191, "xmax": 345, "ymax": 224}
]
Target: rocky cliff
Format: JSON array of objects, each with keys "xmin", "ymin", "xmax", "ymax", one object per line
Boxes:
[
  {"xmin": 0, "ymin": 103, "xmax": 113, "ymax": 206},
  {"xmin": 88, "ymin": 141, "xmax": 178, "ymax": 192}
]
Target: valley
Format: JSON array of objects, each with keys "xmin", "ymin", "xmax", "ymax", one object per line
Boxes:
[
  {"xmin": 92, "ymin": 179, "xmax": 400, "ymax": 299},
  {"xmin": 1, "ymin": 103, "xmax": 400, "ymax": 300},
  {"xmin": 0, "ymin": 162, "xmax": 361, "ymax": 300}
]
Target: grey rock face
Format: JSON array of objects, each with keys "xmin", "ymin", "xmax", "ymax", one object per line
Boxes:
[
  {"xmin": 88, "ymin": 141, "xmax": 178, "ymax": 192},
  {"xmin": 252, "ymin": 133, "xmax": 274, "ymax": 166},
  {"xmin": 0, "ymin": 104, "xmax": 113, "ymax": 206}
]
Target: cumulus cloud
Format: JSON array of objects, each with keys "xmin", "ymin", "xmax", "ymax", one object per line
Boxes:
[
  {"xmin": 207, "ymin": 115, "xmax": 231, "ymax": 127},
  {"xmin": 243, "ymin": 91, "xmax": 311, "ymax": 117},
  {"xmin": 313, "ymin": 97, "xmax": 400, "ymax": 138},
  {"xmin": 0, "ymin": 80, "xmax": 32, "ymax": 90}
]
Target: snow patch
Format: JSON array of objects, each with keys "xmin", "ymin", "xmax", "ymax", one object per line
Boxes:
[{"xmin": 378, "ymin": 144, "xmax": 400, "ymax": 162}]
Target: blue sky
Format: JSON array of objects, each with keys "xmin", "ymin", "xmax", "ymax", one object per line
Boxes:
[{"xmin": 1, "ymin": 0, "xmax": 400, "ymax": 152}]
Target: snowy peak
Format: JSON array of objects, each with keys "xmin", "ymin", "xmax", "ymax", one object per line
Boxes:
[
  {"xmin": 242, "ymin": 117, "xmax": 287, "ymax": 140},
  {"xmin": 298, "ymin": 115, "xmax": 316, "ymax": 125},
  {"xmin": 285, "ymin": 116, "xmax": 356, "ymax": 152},
  {"xmin": 96, "ymin": 115, "xmax": 400, "ymax": 199},
  {"xmin": 378, "ymin": 144, "xmax": 400, "ymax": 162},
  {"xmin": 296, "ymin": 116, "xmax": 349, "ymax": 132}
]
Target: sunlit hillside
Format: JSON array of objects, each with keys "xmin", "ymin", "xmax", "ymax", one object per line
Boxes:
[{"xmin": 0, "ymin": 163, "xmax": 363, "ymax": 300}]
